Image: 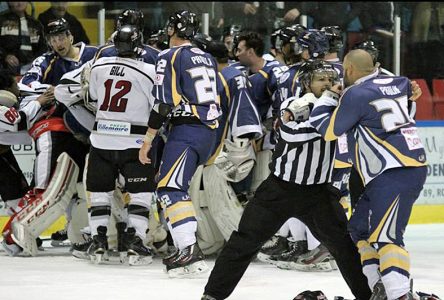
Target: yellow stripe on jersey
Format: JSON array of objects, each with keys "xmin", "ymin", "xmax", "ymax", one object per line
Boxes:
[
  {"xmin": 369, "ymin": 195, "xmax": 400, "ymax": 243},
  {"xmin": 324, "ymin": 107, "xmax": 340, "ymax": 141},
  {"xmin": 171, "ymin": 48, "xmax": 182, "ymax": 106},
  {"xmin": 378, "ymin": 244, "xmax": 410, "ymax": 273},
  {"xmin": 291, "ymin": 70, "xmax": 302, "ymax": 95},
  {"xmin": 363, "ymin": 127, "xmax": 426, "ymax": 167},
  {"xmin": 357, "ymin": 240, "xmax": 379, "ymax": 265},
  {"xmin": 157, "ymin": 149, "xmax": 187, "ymax": 188},
  {"xmin": 258, "ymin": 70, "xmax": 268, "ymax": 79},
  {"xmin": 43, "ymin": 57, "xmax": 58, "ymax": 82},
  {"xmin": 165, "ymin": 201, "xmax": 196, "ymax": 225},
  {"xmin": 93, "ymin": 44, "xmax": 113, "ymax": 62},
  {"xmin": 334, "ymin": 159, "xmax": 352, "ymax": 168}
]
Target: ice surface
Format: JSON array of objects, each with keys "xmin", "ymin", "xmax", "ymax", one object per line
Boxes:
[{"xmin": 1, "ymin": 224, "xmax": 443, "ymax": 300}]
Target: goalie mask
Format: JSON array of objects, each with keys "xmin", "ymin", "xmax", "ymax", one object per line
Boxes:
[
  {"xmin": 113, "ymin": 25, "xmax": 143, "ymax": 56},
  {"xmin": 167, "ymin": 10, "xmax": 199, "ymax": 40}
]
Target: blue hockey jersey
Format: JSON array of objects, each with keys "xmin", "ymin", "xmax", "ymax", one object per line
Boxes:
[
  {"xmin": 310, "ymin": 71, "xmax": 427, "ymax": 185},
  {"xmin": 21, "ymin": 42, "xmax": 98, "ymax": 86},
  {"xmin": 93, "ymin": 43, "xmax": 159, "ymax": 65},
  {"xmin": 152, "ymin": 44, "xmax": 221, "ymax": 129}
]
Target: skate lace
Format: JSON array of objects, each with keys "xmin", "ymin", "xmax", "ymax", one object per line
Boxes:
[{"xmin": 262, "ymin": 236, "xmax": 279, "ymax": 249}]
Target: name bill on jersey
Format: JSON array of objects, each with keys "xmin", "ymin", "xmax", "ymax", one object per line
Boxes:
[{"xmin": 96, "ymin": 119, "xmax": 131, "ymax": 136}]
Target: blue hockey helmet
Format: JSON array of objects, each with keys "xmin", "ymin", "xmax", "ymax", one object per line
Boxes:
[{"xmin": 297, "ymin": 29, "xmax": 329, "ymax": 59}]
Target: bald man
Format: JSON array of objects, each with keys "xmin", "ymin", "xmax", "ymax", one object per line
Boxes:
[{"xmin": 310, "ymin": 50, "xmax": 428, "ymax": 300}]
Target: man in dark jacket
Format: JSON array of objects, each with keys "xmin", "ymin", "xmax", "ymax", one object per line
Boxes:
[
  {"xmin": 0, "ymin": 2, "xmax": 47, "ymax": 75},
  {"xmin": 38, "ymin": 2, "xmax": 90, "ymax": 44}
]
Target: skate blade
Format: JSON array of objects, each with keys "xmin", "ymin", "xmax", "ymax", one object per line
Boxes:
[
  {"xmin": 51, "ymin": 240, "xmax": 71, "ymax": 247},
  {"xmin": 256, "ymin": 252, "xmax": 272, "ymax": 263},
  {"xmin": 167, "ymin": 260, "xmax": 209, "ymax": 278},
  {"xmin": 289, "ymin": 260, "xmax": 334, "ymax": 272},
  {"xmin": 128, "ymin": 254, "xmax": 153, "ymax": 266},
  {"xmin": 90, "ymin": 251, "xmax": 108, "ymax": 265},
  {"xmin": 72, "ymin": 250, "xmax": 89, "ymax": 260}
]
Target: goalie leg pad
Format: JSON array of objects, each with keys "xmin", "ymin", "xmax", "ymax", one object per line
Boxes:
[
  {"xmin": 11, "ymin": 152, "xmax": 79, "ymax": 256},
  {"xmin": 189, "ymin": 165, "xmax": 225, "ymax": 255},
  {"xmin": 201, "ymin": 165, "xmax": 244, "ymax": 242}
]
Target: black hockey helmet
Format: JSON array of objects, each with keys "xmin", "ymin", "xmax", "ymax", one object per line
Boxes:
[
  {"xmin": 117, "ymin": 9, "xmax": 144, "ymax": 32},
  {"xmin": 147, "ymin": 29, "xmax": 169, "ymax": 50},
  {"xmin": 293, "ymin": 290, "xmax": 328, "ymax": 300},
  {"xmin": 320, "ymin": 25, "xmax": 343, "ymax": 53},
  {"xmin": 299, "ymin": 59, "xmax": 339, "ymax": 91},
  {"xmin": 167, "ymin": 10, "xmax": 199, "ymax": 39},
  {"xmin": 278, "ymin": 24, "xmax": 307, "ymax": 49},
  {"xmin": 192, "ymin": 33, "xmax": 213, "ymax": 51},
  {"xmin": 353, "ymin": 40, "xmax": 379, "ymax": 65},
  {"xmin": 114, "ymin": 25, "xmax": 143, "ymax": 56},
  {"xmin": 297, "ymin": 29, "xmax": 329, "ymax": 59},
  {"xmin": 45, "ymin": 18, "xmax": 70, "ymax": 36}
]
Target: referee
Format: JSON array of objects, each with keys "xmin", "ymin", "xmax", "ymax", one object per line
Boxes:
[{"xmin": 202, "ymin": 60, "xmax": 371, "ymax": 300}]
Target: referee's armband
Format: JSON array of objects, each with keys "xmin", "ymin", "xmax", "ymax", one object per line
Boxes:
[{"xmin": 148, "ymin": 103, "xmax": 172, "ymax": 129}]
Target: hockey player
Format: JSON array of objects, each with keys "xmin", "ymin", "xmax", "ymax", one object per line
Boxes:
[
  {"xmin": 1, "ymin": 18, "xmax": 98, "ymax": 254},
  {"xmin": 138, "ymin": 10, "xmax": 221, "ymax": 278},
  {"xmin": 85, "ymin": 25, "xmax": 157, "ymax": 266},
  {"xmin": 310, "ymin": 49, "xmax": 427, "ymax": 300},
  {"xmin": 190, "ymin": 34, "xmax": 263, "ymax": 244},
  {"xmin": 0, "ymin": 70, "xmax": 30, "ymax": 214},
  {"xmin": 94, "ymin": 9, "xmax": 159, "ymax": 66},
  {"xmin": 201, "ymin": 60, "xmax": 372, "ymax": 300}
]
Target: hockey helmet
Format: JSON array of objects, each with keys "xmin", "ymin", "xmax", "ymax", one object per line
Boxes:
[
  {"xmin": 353, "ymin": 40, "xmax": 379, "ymax": 65},
  {"xmin": 113, "ymin": 25, "xmax": 143, "ymax": 56},
  {"xmin": 192, "ymin": 33, "xmax": 213, "ymax": 51},
  {"xmin": 299, "ymin": 59, "xmax": 339, "ymax": 91},
  {"xmin": 147, "ymin": 29, "xmax": 169, "ymax": 50},
  {"xmin": 320, "ymin": 26, "xmax": 343, "ymax": 53},
  {"xmin": 117, "ymin": 9, "xmax": 144, "ymax": 32},
  {"xmin": 167, "ymin": 10, "xmax": 199, "ymax": 39},
  {"xmin": 45, "ymin": 18, "xmax": 70, "ymax": 37},
  {"xmin": 297, "ymin": 29, "xmax": 329, "ymax": 59},
  {"xmin": 277, "ymin": 24, "xmax": 307, "ymax": 50},
  {"xmin": 293, "ymin": 290, "xmax": 328, "ymax": 300}
]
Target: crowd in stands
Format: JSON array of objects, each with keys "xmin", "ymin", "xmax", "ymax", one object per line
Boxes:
[{"xmin": 0, "ymin": 1, "xmax": 443, "ymax": 119}]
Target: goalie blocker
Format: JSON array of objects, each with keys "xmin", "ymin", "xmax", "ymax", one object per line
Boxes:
[
  {"xmin": 214, "ymin": 138, "xmax": 256, "ymax": 183},
  {"xmin": 9, "ymin": 152, "xmax": 79, "ymax": 256}
]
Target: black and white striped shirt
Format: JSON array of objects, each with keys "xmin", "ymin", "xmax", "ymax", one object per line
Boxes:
[{"xmin": 270, "ymin": 120, "xmax": 336, "ymax": 185}]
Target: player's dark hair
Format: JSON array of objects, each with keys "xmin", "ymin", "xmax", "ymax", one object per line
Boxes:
[
  {"xmin": 0, "ymin": 69, "xmax": 17, "ymax": 90},
  {"xmin": 237, "ymin": 32, "xmax": 264, "ymax": 57}
]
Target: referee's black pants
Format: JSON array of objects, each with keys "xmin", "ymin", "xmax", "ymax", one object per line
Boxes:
[{"xmin": 204, "ymin": 174, "xmax": 372, "ymax": 300}]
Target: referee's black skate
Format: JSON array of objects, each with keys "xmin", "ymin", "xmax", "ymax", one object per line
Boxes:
[
  {"xmin": 88, "ymin": 226, "xmax": 108, "ymax": 264},
  {"xmin": 289, "ymin": 244, "xmax": 334, "ymax": 271},
  {"xmin": 165, "ymin": 242, "xmax": 209, "ymax": 278},
  {"xmin": 125, "ymin": 227, "xmax": 153, "ymax": 266}
]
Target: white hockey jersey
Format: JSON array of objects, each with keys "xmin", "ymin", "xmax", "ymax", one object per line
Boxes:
[{"xmin": 88, "ymin": 56, "xmax": 156, "ymax": 150}]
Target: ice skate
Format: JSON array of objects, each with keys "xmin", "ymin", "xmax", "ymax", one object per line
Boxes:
[
  {"xmin": 369, "ymin": 280, "xmax": 387, "ymax": 300},
  {"xmin": 125, "ymin": 227, "xmax": 153, "ymax": 266},
  {"xmin": 289, "ymin": 244, "xmax": 334, "ymax": 272},
  {"xmin": 165, "ymin": 243, "xmax": 209, "ymax": 278},
  {"xmin": 257, "ymin": 235, "xmax": 289, "ymax": 263},
  {"xmin": 87, "ymin": 226, "xmax": 108, "ymax": 264},
  {"xmin": 50, "ymin": 229, "xmax": 70, "ymax": 247},
  {"xmin": 269, "ymin": 239, "xmax": 308, "ymax": 269},
  {"xmin": 71, "ymin": 236, "xmax": 92, "ymax": 260}
]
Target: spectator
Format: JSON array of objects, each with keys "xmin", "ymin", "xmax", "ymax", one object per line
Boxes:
[
  {"xmin": 38, "ymin": 2, "xmax": 90, "ymax": 44},
  {"xmin": 0, "ymin": 2, "xmax": 47, "ymax": 75}
]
